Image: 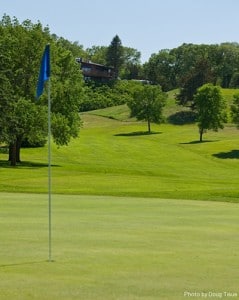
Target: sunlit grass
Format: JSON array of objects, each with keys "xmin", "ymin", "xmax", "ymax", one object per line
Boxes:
[
  {"xmin": 1, "ymin": 113, "xmax": 239, "ymax": 201},
  {"xmin": 0, "ymin": 193, "xmax": 239, "ymax": 300},
  {"xmin": 1, "ymin": 89, "xmax": 239, "ymax": 299},
  {"xmin": 1, "ymin": 88, "xmax": 239, "ymax": 201}
]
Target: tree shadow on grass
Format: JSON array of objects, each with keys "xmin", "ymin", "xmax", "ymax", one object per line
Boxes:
[
  {"xmin": 115, "ymin": 131, "xmax": 162, "ymax": 137},
  {"xmin": 180, "ymin": 140, "xmax": 218, "ymax": 145},
  {"xmin": 0, "ymin": 160, "xmax": 61, "ymax": 169},
  {"xmin": 212, "ymin": 150, "xmax": 239, "ymax": 159},
  {"xmin": 168, "ymin": 111, "xmax": 197, "ymax": 125}
]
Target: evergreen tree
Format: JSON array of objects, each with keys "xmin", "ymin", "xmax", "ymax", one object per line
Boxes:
[{"xmin": 106, "ymin": 35, "xmax": 124, "ymax": 79}]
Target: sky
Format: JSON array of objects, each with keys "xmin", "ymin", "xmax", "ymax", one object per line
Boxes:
[{"xmin": 1, "ymin": 0, "xmax": 239, "ymax": 62}]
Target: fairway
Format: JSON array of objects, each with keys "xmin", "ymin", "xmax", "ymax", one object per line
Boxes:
[
  {"xmin": 0, "ymin": 193, "xmax": 239, "ymax": 300},
  {"xmin": 1, "ymin": 108, "xmax": 239, "ymax": 202}
]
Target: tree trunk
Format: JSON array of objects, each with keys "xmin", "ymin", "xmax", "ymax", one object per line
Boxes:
[
  {"xmin": 8, "ymin": 143, "xmax": 13, "ymax": 162},
  {"xmin": 16, "ymin": 137, "xmax": 22, "ymax": 163},
  {"xmin": 199, "ymin": 129, "xmax": 203, "ymax": 142},
  {"xmin": 9, "ymin": 142, "xmax": 17, "ymax": 166},
  {"xmin": 147, "ymin": 119, "xmax": 151, "ymax": 133},
  {"xmin": 8, "ymin": 137, "xmax": 22, "ymax": 166}
]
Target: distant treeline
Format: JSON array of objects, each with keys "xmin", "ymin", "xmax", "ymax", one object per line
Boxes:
[
  {"xmin": 56, "ymin": 32, "xmax": 239, "ymax": 105},
  {"xmin": 144, "ymin": 43, "xmax": 239, "ymax": 90},
  {"xmin": 70, "ymin": 39, "xmax": 239, "ymax": 91},
  {"xmin": 61, "ymin": 36, "xmax": 239, "ymax": 106}
]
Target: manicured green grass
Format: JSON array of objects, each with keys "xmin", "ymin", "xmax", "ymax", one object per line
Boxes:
[
  {"xmin": 1, "ymin": 112, "xmax": 239, "ymax": 201},
  {"xmin": 0, "ymin": 193, "xmax": 239, "ymax": 300},
  {"xmin": 87, "ymin": 104, "xmax": 132, "ymax": 121},
  {"xmin": 1, "ymin": 88, "xmax": 239, "ymax": 201},
  {"xmin": 1, "ymin": 89, "xmax": 239, "ymax": 299}
]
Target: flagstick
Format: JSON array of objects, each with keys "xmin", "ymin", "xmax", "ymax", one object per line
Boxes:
[
  {"xmin": 47, "ymin": 78, "xmax": 52, "ymax": 262},
  {"xmin": 36, "ymin": 44, "xmax": 51, "ymax": 262}
]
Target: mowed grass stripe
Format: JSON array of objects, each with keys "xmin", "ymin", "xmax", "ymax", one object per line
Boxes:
[{"xmin": 0, "ymin": 193, "xmax": 239, "ymax": 299}]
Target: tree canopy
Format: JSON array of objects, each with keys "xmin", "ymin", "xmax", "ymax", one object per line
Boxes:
[
  {"xmin": 106, "ymin": 35, "xmax": 124, "ymax": 79},
  {"xmin": 0, "ymin": 15, "xmax": 84, "ymax": 165},
  {"xmin": 231, "ymin": 93, "xmax": 239, "ymax": 128},
  {"xmin": 127, "ymin": 84, "xmax": 167, "ymax": 133},
  {"xmin": 194, "ymin": 84, "xmax": 227, "ymax": 142},
  {"xmin": 144, "ymin": 43, "xmax": 239, "ymax": 102}
]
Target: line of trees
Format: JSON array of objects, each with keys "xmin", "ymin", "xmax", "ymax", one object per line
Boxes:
[
  {"xmin": 144, "ymin": 43, "xmax": 239, "ymax": 91},
  {"xmin": 81, "ymin": 40, "xmax": 239, "ymax": 96},
  {"xmin": 79, "ymin": 37, "xmax": 239, "ymax": 115}
]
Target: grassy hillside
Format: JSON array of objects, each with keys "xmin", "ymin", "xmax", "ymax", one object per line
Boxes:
[
  {"xmin": 1, "ymin": 89, "xmax": 239, "ymax": 201},
  {"xmin": 87, "ymin": 89, "xmax": 181, "ymax": 121},
  {"xmin": 87, "ymin": 88, "xmax": 238, "ymax": 122}
]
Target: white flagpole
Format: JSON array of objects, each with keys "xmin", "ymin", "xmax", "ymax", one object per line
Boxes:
[
  {"xmin": 36, "ymin": 44, "xmax": 52, "ymax": 262},
  {"xmin": 47, "ymin": 78, "xmax": 52, "ymax": 262}
]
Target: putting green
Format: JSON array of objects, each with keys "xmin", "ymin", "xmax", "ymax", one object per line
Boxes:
[{"xmin": 0, "ymin": 193, "xmax": 238, "ymax": 299}]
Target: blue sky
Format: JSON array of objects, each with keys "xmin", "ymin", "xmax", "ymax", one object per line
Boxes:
[{"xmin": 1, "ymin": 0, "xmax": 239, "ymax": 62}]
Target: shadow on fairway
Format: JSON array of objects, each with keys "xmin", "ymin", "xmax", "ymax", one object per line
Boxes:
[
  {"xmin": 167, "ymin": 110, "xmax": 197, "ymax": 125},
  {"xmin": 0, "ymin": 160, "xmax": 61, "ymax": 168},
  {"xmin": 180, "ymin": 140, "xmax": 218, "ymax": 145},
  {"xmin": 115, "ymin": 131, "xmax": 162, "ymax": 137},
  {"xmin": 213, "ymin": 149, "xmax": 239, "ymax": 159},
  {"xmin": 0, "ymin": 260, "xmax": 50, "ymax": 268}
]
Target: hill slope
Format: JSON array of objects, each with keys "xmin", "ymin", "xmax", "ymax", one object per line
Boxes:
[
  {"xmin": 86, "ymin": 88, "xmax": 238, "ymax": 123},
  {"xmin": 1, "ymin": 97, "xmax": 239, "ymax": 202}
]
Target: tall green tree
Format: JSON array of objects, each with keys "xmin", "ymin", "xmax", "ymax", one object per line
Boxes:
[
  {"xmin": 143, "ymin": 50, "xmax": 176, "ymax": 91},
  {"xmin": 231, "ymin": 93, "xmax": 239, "ymax": 126},
  {"xmin": 86, "ymin": 45, "xmax": 108, "ymax": 65},
  {"xmin": 0, "ymin": 15, "xmax": 50, "ymax": 165},
  {"xmin": 7, "ymin": 99, "xmax": 47, "ymax": 165},
  {"xmin": 216, "ymin": 43, "xmax": 239, "ymax": 88},
  {"xmin": 0, "ymin": 15, "xmax": 84, "ymax": 165},
  {"xmin": 120, "ymin": 47, "xmax": 142, "ymax": 80},
  {"xmin": 106, "ymin": 35, "xmax": 124, "ymax": 79},
  {"xmin": 50, "ymin": 43, "xmax": 83, "ymax": 146},
  {"xmin": 127, "ymin": 84, "xmax": 167, "ymax": 133},
  {"xmin": 176, "ymin": 58, "xmax": 214, "ymax": 106},
  {"xmin": 0, "ymin": 69, "xmax": 14, "ymax": 148},
  {"xmin": 0, "ymin": 32, "xmax": 14, "ymax": 132},
  {"xmin": 194, "ymin": 84, "xmax": 227, "ymax": 142}
]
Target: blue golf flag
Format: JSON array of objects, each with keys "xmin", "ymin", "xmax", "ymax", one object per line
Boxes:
[{"xmin": 36, "ymin": 45, "xmax": 50, "ymax": 98}]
